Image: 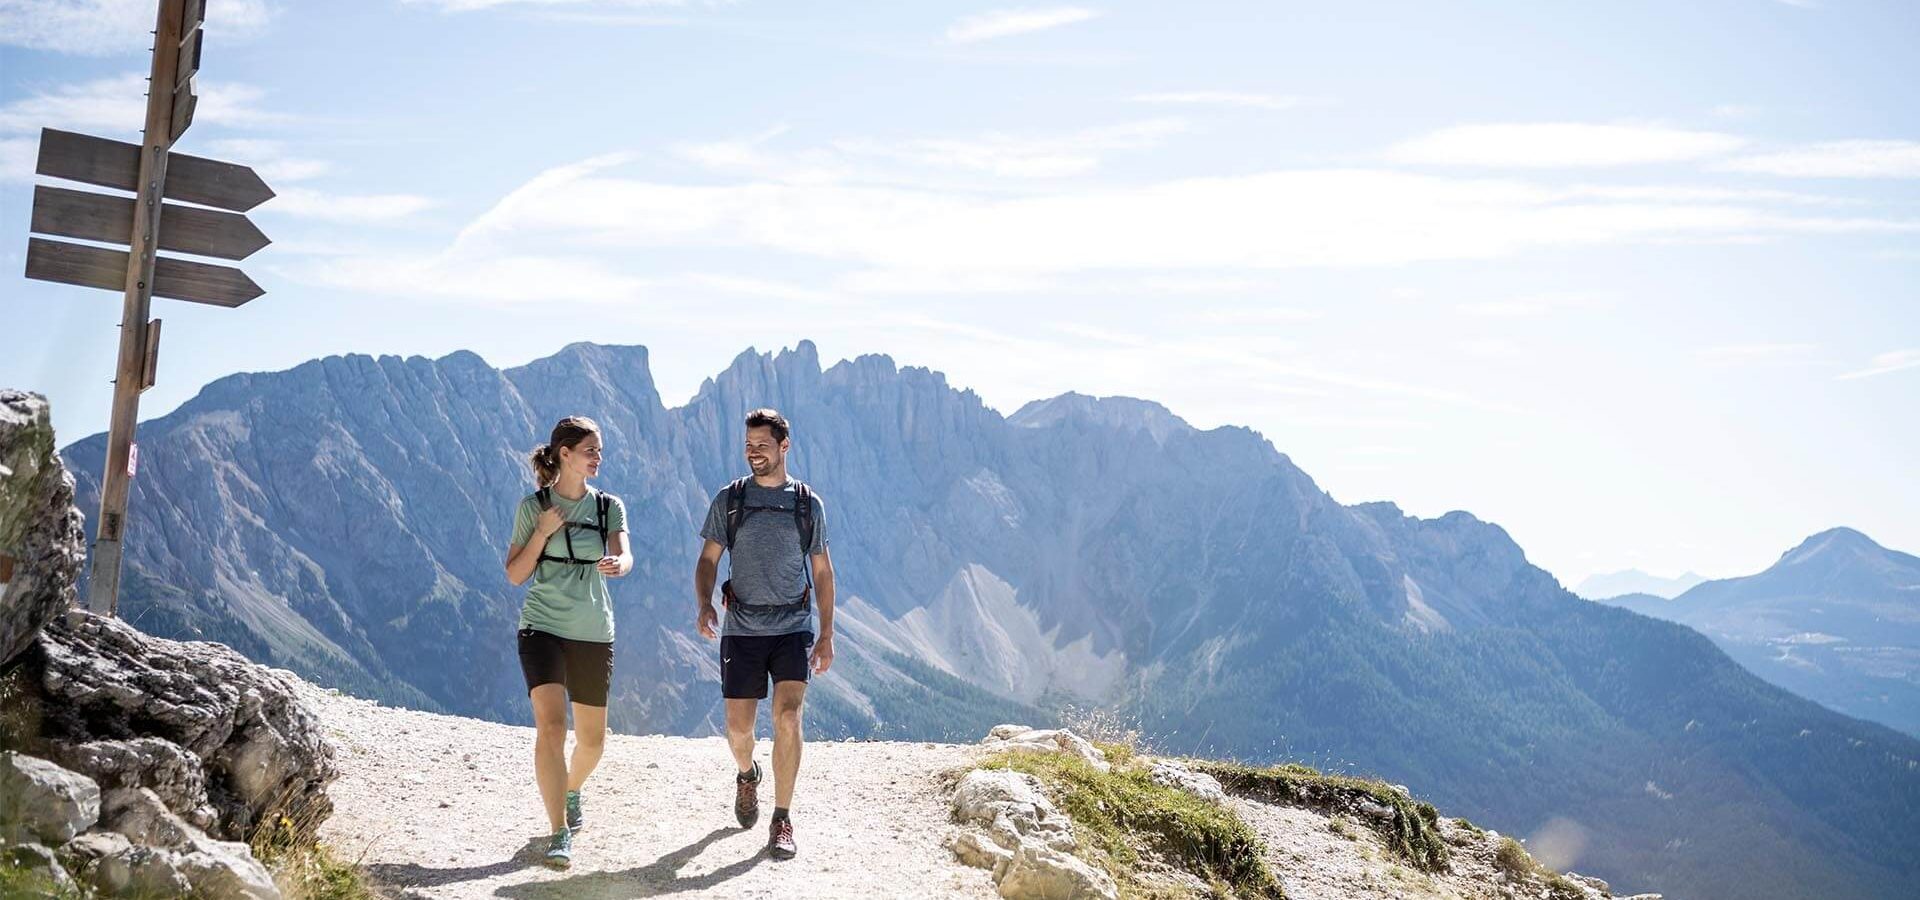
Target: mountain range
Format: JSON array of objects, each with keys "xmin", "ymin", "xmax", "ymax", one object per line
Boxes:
[
  {"xmin": 1573, "ymin": 568, "xmax": 1707, "ymax": 601},
  {"xmin": 1601, "ymin": 528, "xmax": 1920, "ymax": 739},
  {"xmin": 57, "ymin": 341, "xmax": 1920, "ymax": 900}
]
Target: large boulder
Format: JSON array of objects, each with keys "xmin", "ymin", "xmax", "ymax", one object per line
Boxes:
[
  {"xmin": 27, "ymin": 611, "xmax": 338, "ymax": 842},
  {"xmin": 0, "ymin": 390, "xmax": 85, "ymax": 668},
  {"xmin": 950, "ymin": 768, "xmax": 1116, "ymax": 900},
  {"xmin": 0, "ymin": 751, "xmax": 100, "ymax": 845},
  {"xmin": 44, "ymin": 737, "xmax": 219, "ymax": 831},
  {"xmin": 983, "ymin": 725, "xmax": 1110, "ymax": 773}
]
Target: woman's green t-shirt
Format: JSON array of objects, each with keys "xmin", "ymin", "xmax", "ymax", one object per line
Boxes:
[{"xmin": 511, "ymin": 486, "xmax": 626, "ymax": 643}]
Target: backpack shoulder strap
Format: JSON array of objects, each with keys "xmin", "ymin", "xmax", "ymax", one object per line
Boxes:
[
  {"xmin": 535, "ymin": 487, "xmax": 552, "ymax": 510},
  {"xmin": 724, "ymin": 477, "xmax": 751, "ymax": 549},
  {"xmin": 793, "ymin": 482, "xmax": 815, "ymax": 555},
  {"xmin": 596, "ymin": 491, "xmax": 611, "ymax": 534}
]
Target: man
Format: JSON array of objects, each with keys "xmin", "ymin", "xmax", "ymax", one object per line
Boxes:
[{"xmin": 694, "ymin": 407, "xmax": 836, "ymax": 860}]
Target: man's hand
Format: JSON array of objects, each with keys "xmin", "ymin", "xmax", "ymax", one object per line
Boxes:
[
  {"xmin": 810, "ymin": 634, "xmax": 834, "ymax": 674},
  {"xmin": 697, "ymin": 603, "xmax": 720, "ymax": 640}
]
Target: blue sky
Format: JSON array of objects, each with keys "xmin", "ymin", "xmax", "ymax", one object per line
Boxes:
[{"xmin": 2, "ymin": 0, "xmax": 1916, "ymax": 588}]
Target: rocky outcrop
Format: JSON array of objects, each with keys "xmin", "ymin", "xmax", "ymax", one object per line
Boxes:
[
  {"xmin": 0, "ymin": 390, "xmax": 85, "ymax": 667},
  {"xmin": 982, "ymin": 725, "xmax": 1110, "ymax": 773},
  {"xmin": 27, "ymin": 612, "xmax": 338, "ymax": 842},
  {"xmin": 949, "ymin": 768, "xmax": 1118, "ymax": 900},
  {"xmin": 1, "ymin": 751, "xmax": 100, "ymax": 845},
  {"xmin": 0, "ymin": 388, "xmax": 337, "ymax": 898}
]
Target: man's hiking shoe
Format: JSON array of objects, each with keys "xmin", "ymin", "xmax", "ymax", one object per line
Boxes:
[
  {"xmin": 543, "ymin": 828, "xmax": 573, "ymax": 869},
  {"xmin": 566, "ymin": 790, "xmax": 585, "ymax": 832},
  {"xmin": 769, "ymin": 816, "xmax": 797, "ymax": 860},
  {"xmin": 735, "ymin": 761, "xmax": 762, "ymax": 828}
]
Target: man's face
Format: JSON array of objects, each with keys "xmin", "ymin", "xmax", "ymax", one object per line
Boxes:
[{"xmin": 744, "ymin": 427, "xmax": 786, "ymax": 476}]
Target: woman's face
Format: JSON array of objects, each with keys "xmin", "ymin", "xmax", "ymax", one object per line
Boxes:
[{"xmin": 561, "ymin": 433, "xmax": 604, "ymax": 479}]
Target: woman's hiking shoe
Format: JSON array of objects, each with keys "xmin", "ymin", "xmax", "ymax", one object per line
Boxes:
[
  {"xmin": 735, "ymin": 761, "xmax": 762, "ymax": 828},
  {"xmin": 543, "ymin": 828, "xmax": 573, "ymax": 869},
  {"xmin": 566, "ymin": 790, "xmax": 585, "ymax": 832},
  {"xmin": 769, "ymin": 816, "xmax": 797, "ymax": 860}
]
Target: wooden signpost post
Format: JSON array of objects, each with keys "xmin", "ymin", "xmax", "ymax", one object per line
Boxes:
[{"xmin": 21, "ymin": 0, "xmax": 274, "ymax": 616}]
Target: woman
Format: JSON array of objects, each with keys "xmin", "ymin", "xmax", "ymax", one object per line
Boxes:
[{"xmin": 504, "ymin": 416, "xmax": 630, "ymax": 868}]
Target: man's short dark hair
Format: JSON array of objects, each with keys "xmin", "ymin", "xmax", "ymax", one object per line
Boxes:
[{"xmin": 745, "ymin": 408, "xmax": 790, "ymax": 443}]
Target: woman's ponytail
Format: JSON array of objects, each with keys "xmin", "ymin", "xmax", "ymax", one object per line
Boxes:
[{"xmin": 528, "ymin": 443, "xmax": 559, "ymax": 487}]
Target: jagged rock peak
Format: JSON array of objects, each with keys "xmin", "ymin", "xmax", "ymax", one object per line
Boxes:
[{"xmin": 1008, "ymin": 392, "xmax": 1193, "ymax": 444}]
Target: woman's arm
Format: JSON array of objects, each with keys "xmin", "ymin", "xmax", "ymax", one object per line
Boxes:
[
  {"xmin": 594, "ymin": 531, "xmax": 632, "ymax": 577},
  {"xmin": 506, "ymin": 505, "xmax": 564, "ymax": 585}
]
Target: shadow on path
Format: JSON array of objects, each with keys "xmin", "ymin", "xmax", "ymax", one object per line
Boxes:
[
  {"xmin": 368, "ymin": 835, "xmax": 548, "ymax": 889},
  {"xmin": 493, "ymin": 827, "xmax": 766, "ymax": 899}
]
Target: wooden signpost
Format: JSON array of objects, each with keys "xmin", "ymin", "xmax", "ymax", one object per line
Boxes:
[{"xmin": 21, "ymin": 0, "xmax": 274, "ymax": 616}]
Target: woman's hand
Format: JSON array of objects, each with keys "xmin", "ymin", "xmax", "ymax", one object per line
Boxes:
[
  {"xmin": 595, "ymin": 555, "xmax": 628, "ymax": 577},
  {"xmin": 534, "ymin": 506, "xmax": 564, "ymax": 538}
]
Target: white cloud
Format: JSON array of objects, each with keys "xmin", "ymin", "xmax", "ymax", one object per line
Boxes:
[
  {"xmin": 1457, "ymin": 293, "xmax": 1608, "ymax": 317},
  {"xmin": 1130, "ymin": 91, "xmax": 1324, "ymax": 111},
  {"xmin": 0, "ymin": 0, "xmax": 271, "ymax": 55},
  {"xmin": 264, "ymin": 187, "xmax": 436, "ymax": 223},
  {"xmin": 0, "ymin": 137, "xmax": 36, "ymax": 181},
  {"xmin": 1720, "ymin": 140, "xmax": 1920, "ymax": 178},
  {"xmin": 357, "ymin": 151, "xmax": 1920, "ymax": 295},
  {"xmin": 946, "ymin": 7, "xmax": 1100, "ymax": 43},
  {"xmin": 302, "ymin": 251, "xmax": 650, "ymax": 305},
  {"xmin": 401, "ymin": 0, "xmax": 692, "ymax": 11},
  {"xmin": 1695, "ymin": 343, "xmax": 1822, "ymax": 367},
  {"xmin": 1836, "ymin": 349, "xmax": 1920, "ymax": 381},
  {"xmin": 1386, "ymin": 123, "xmax": 1747, "ymax": 168},
  {"xmin": 200, "ymin": 139, "xmax": 332, "ymax": 182},
  {"xmin": 830, "ymin": 119, "xmax": 1185, "ymax": 179},
  {"xmin": 0, "ymin": 74, "xmax": 290, "ymax": 136}
]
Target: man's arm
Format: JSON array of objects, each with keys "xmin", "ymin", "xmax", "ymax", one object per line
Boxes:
[
  {"xmin": 695, "ymin": 538, "xmax": 725, "ymax": 639},
  {"xmin": 809, "ymin": 548, "xmax": 835, "ymax": 673}
]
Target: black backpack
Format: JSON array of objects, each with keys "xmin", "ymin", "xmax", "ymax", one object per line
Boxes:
[
  {"xmin": 534, "ymin": 486, "xmax": 612, "ymax": 570},
  {"xmin": 720, "ymin": 477, "xmax": 816, "ymax": 611}
]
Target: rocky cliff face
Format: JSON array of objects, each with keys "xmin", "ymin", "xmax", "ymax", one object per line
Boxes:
[
  {"xmin": 1, "ymin": 389, "xmax": 338, "ymax": 899},
  {"xmin": 0, "ymin": 390, "xmax": 86, "ymax": 667},
  {"xmin": 52, "ymin": 345, "xmax": 1920, "ymax": 900}
]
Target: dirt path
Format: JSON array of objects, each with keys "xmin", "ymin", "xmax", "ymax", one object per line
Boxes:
[{"xmin": 306, "ymin": 686, "xmax": 999, "ymax": 899}]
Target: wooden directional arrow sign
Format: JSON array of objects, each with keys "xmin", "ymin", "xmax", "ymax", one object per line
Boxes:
[
  {"xmin": 31, "ymin": 185, "xmax": 269, "ymax": 260},
  {"xmin": 35, "ymin": 129, "xmax": 274, "ymax": 212},
  {"xmin": 26, "ymin": 238, "xmax": 264, "ymax": 307}
]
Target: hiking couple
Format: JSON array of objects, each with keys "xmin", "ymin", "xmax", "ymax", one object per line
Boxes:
[{"xmin": 503, "ymin": 408, "xmax": 835, "ymax": 868}]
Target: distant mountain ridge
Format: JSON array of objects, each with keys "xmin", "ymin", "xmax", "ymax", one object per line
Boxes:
[
  {"xmin": 1604, "ymin": 527, "xmax": 1920, "ymax": 737},
  {"xmin": 1573, "ymin": 568, "xmax": 1707, "ymax": 600},
  {"xmin": 58, "ymin": 341, "xmax": 1920, "ymax": 900}
]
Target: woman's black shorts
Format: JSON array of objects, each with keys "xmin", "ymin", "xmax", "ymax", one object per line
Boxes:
[{"xmin": 517, "ymin": 628, "xmax": 613, "ymax": 707}]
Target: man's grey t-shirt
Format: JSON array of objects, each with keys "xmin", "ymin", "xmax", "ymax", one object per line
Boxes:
[{"xmin": 700, "ymin": 478, "xmax": 828, "ymax": 638}]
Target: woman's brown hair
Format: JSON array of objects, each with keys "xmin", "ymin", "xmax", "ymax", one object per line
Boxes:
[{"xmin": 528, "ymin": 416, "xmax": 600, "ymax": 487}]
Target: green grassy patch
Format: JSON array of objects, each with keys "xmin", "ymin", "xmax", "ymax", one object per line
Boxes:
[
  {"xmin": 251, "ymin": 814, "xmax": 379, "ymax": 900},
  {"xmin": 1493, "ymin": 837, "xmax": 1584, "ymax": 900},
  {"xmin": 981, "ymin": 751, "xmax": 1284, "ymax": 899},
  {"xmin": 1194, "ymin": 761, "xmax": 1449, "ymax": 873},
  {"xmin": 0, "ymin": 860, "xmax": 84, "ymax": 900}
]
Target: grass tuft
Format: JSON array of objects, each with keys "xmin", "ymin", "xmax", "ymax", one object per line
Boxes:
[
  {"xmin": 1493, "ymin": 837, "xmax": 1585, "ymax": 900},
  {"xmin": 981, "ymin": 750, "xmax": 1284, "ymax": 900},
  {"xmin": 1195, "ymin": 760, "xmax": 1450, "ymax": 873}
]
